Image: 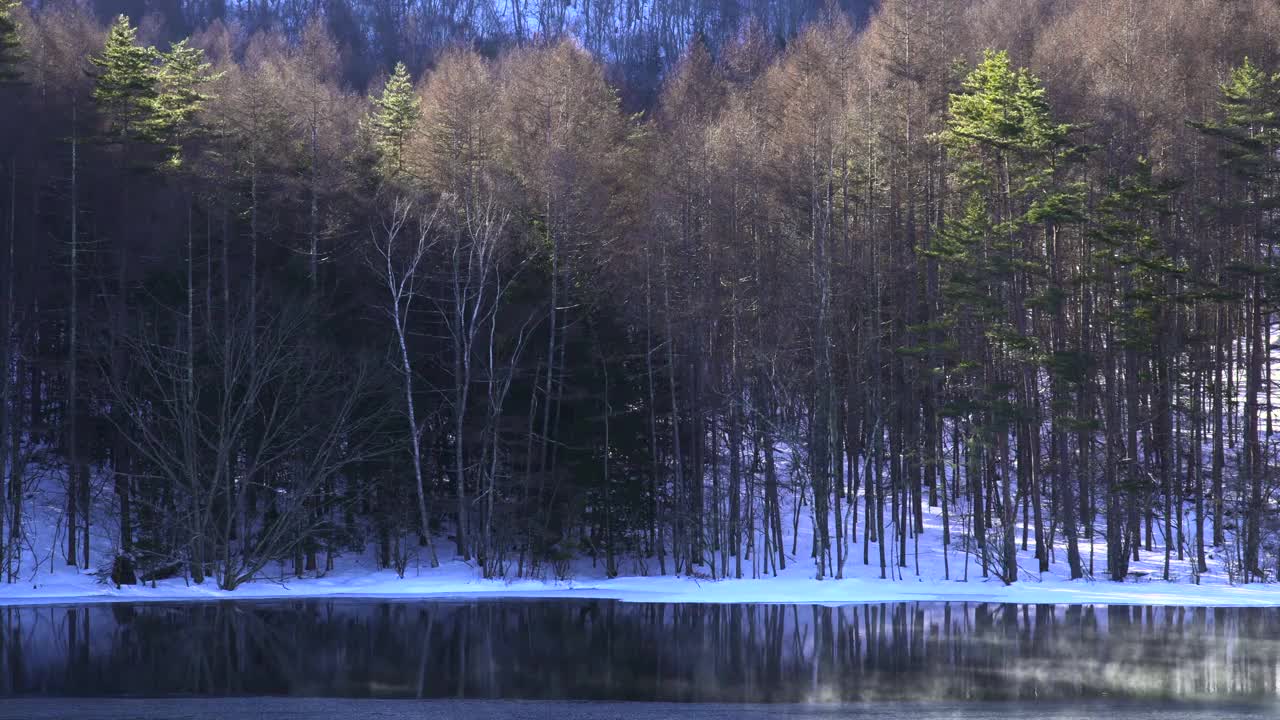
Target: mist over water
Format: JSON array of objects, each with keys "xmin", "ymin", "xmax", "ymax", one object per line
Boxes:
[{"xmin": 1, "ymin": 600, "xmax": 1278, "ymax": 704}]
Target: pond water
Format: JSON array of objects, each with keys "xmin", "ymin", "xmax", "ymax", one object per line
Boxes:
[{"xmin": 0, "ymin": 600, "xmax": 1277, "ymax": 713}]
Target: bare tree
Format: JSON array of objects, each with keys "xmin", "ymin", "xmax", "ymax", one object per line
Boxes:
[
  {"xmin": 370, "ymin": 197, "xmax": 441, "ymax": 568},
  {"xmin": 106, "ymin": 298, "xmax": 383, "ymax": 589}
]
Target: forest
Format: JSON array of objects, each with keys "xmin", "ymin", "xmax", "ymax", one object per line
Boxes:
[{"xmin": 2, "ymin": 0, "xmax": 1280, "ymax": 592}]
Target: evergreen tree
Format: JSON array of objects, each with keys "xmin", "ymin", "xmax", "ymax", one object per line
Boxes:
[
  {"xmin": 1196, "ymin": 58, "xmax": 1280, "ymax": 191},
  {"xmin": 937, "ymin": 50, "xmax": 1076, "ymax": 369},
  {"xmin": 1089, "ymin": 158, "xmax": 1182, "ymax": 580},
  {"xmin": 151, "ymin": 39, "xmax": 218, "ymax": 168},
  {"xmin": 936, "ymin": 49, "xmax": 1086, "ymax": 583},
  {"xmin": 367, "ymin": 62, "xmax": 420, "ymax": 180},
  {"xmin": 90, "ymin": 15, "xmax": 159, "ymax": 147},
  {"xmin": 1194, "ymin": 58, "xmax": 1280, "ymax": 580},
  {"xmin": 0, "ymin": 0, "xmax": 24, "ymax": 85}
]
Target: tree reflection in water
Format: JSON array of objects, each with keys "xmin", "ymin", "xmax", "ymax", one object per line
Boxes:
[{"xmin": 0, "ymin": 601, "xmax": 1275, "ymax": 702}]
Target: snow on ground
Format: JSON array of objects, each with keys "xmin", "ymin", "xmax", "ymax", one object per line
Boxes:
[
  {"xmin": 11, "ymin": 560, "xmax": 1280, "ymax": 609},
  {"xmin": 4, "ymin": 426, "xmax": 1280, "ymax": 608},
  {"xmin": 3, "ymin": 478, "xmax": 1280, "ymax": 608}
]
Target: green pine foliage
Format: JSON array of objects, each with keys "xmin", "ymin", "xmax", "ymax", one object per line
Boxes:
[
  {"xmin": 0, "ymin": 0, "xmax": 24, "ymax": 85},
  {"xmin": 152, "ymin": 39, "xmax": 219, "ymax": 168},
  {"xmin": 91, "ymin": 15, "xmax": 161, "ymax": 146},
  {"xmin": 1090, "ymin": 158, "xmax": 1183, "ymax": 350},
  {"xmin": 367, "ymin": 62, "xmax": 421, "ymax": 180},
  {"xmin": 1197, "ymin": 58, "xmax": 1280, "ymax": 186},
  {"xmin": 1195, "ymin": 58, "xmax": 1280, "ymax": 270},
  {"xmin": 1193, "ymin": 58, "xmax": 1280, "ymax": 387},
  {"xmin": 91, "ymin": 16, "xmax": 217, "ymax": 170},
  {"xmin": 934, "ymin": 50, "xmax": 1086, "ymax": 398},
  {"xmin": 933, "ymin": 51, "xmax": 1093, "ymax": 583}
]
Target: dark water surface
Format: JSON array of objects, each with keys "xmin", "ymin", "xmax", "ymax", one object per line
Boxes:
[
  {"xmin": 1, "ymin": 600, "xmax": 1278, "ymax": 707},
  {"xmin": 0, "ymin": 698, "xmax": 1273, "ymax": 720}
]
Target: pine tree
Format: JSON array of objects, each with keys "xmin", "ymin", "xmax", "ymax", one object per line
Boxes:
[
  {"xmin": 937, "ymin": 49, "xmax": 1086, "ymax": 583},
  {"xmin": 91, "ymin": 15, "xmax": 159, "ymax": 147},
  {"xmin": 367, "ymin": 62, "xmax": 420, "ymax": 180},
  {"xmin": 1196, "ymin": 58, "xmax": 1280, "ymax": 188},
  {"xmin": 1194, "ymin": 58, "xmax": 1280, "ymax": 581},
  {"xmin": 1089, "ymin": 158, "xmax": 1181, "ymax": 581},
  {"xmin": 0, "ymin": 0, "xmax": 24, "ymax": 85},
  {"xmin": 151, "ymin": 39, "xmax": 218, "ymax": 168},
  {"xmin": 938, "ymin": 50, "xmax": 1071, "ymax": 358}
]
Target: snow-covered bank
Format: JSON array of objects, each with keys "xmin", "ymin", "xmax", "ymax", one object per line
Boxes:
[
  {"xmin": 6, "ymin": 557, "xmax": 1280, "ymax": 608},
  {"xmin": 4, "ymin": 445, "xmax": 1274, "ymax": 609},
  {"xmin": 5, "ymin": 513, "xmax": 1280, "ymax": 609}
]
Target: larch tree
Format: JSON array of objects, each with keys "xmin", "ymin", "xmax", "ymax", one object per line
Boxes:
[
  {"xmin": 417, "ymin": 48, "xmax": 525, "ymax": 569},
  {"xmin": 652, "ymin": 38, "xmax": 722, "ymax": 575},
  {"xmin": 497, "ymin": 40, "xmax": 629, "ymax": 569}
]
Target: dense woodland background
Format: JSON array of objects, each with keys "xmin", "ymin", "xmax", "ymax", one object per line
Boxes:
[{"xmin": 3, "ymin": 0, "xmax": 1280, "ymax": 590}]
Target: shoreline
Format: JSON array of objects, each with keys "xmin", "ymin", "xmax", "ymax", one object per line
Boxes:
[{"xmin": 4, "ymin": 567, "xmax": 1280, "ymax": 608}]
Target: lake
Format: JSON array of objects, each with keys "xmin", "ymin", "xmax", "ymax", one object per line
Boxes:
[{"xmin": 0, "ymin": 599, "xmax": 1277, "ymax": 717}]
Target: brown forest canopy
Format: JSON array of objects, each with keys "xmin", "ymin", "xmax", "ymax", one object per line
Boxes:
[
  {"xmin": 3, "ymin": 0, "xmax": 1280, "ymax": 591},
  {"xmin": 44, "ymin": 0, "xmax": 878, "ymax": 102}
]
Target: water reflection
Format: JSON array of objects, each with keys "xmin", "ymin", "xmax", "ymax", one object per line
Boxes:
[{"xmin": 0, "ymin": 600, "xmax": 1276, "ymax": 702}]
